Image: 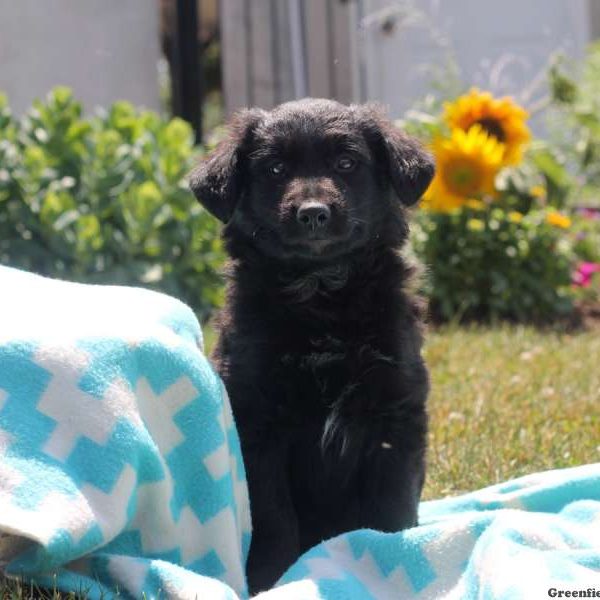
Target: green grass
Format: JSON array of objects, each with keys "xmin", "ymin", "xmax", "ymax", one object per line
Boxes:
[
  {"xmin": 0, "ymin": 578, "xmax": 88, "ymax": 599},
  {"xmin": 422, "ymin": 325, "xmax": 600, "ymax": 499},
  {"xmin": 2, "ymin": 325, "xmax": 598, "ymax": 597}
]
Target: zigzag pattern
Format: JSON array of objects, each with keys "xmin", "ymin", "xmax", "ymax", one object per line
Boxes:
[
  {"xmin": 2, "ymin": 267, "xmax": 600, "ymax": 600},
  {"xmin": 0, "ymin": 266, "xmax": 251, "ymax": 598}
]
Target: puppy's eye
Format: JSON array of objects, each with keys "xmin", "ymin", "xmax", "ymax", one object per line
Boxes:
[
  {"xmin": 335, "ymin": 155, "xmax": 357, "ymax": 173},
  {"xmin": 267, "ymin": 161, "xmax": 286, "ymax": 178}
]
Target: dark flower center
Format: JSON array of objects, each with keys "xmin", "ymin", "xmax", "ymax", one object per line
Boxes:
[{"xmin": 476, "ymin": 118, "xmax": 506, "ymax": 142}]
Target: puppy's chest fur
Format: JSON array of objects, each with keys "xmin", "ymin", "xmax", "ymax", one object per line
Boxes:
[{"xmin": 214, "ymin": 253, "xmax": 421, "ymax": 446}]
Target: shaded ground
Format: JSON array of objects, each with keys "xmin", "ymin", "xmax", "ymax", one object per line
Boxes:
[{"xmin": 571, "ymin": 299, "xmax": 600, "ymax": 331}]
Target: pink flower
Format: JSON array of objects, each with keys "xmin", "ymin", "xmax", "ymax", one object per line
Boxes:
[
  {"xmin": 576, "ymin": 207, "xmax": 600, "ymax": 220},
  {"xmin": 573, "ymin": 262, "xmax": 600, "ymax": 287}
]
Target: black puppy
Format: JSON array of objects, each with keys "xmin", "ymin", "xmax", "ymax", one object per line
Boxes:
[{"xmin": 189, "ymin": 99, "xmax": 434, "ymax": 594}]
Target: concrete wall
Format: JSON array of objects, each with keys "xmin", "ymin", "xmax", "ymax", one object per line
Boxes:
[
  {"xmin": 359, "ymin": 0, "xmax": 592, "ymax": 125},
  {"xmin": 0, "ymin": 0, "xmax": 161, "ymax": 114}
]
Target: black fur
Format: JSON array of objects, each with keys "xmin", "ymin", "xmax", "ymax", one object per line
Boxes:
[{"xmin": 189, "ymin": 99, "xmax": 434, "ymax": 594}]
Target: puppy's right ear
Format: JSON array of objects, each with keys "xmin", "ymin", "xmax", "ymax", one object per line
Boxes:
[{"xmin": 188, "ymin": 108, "xmax": 265, "ymax": 223}]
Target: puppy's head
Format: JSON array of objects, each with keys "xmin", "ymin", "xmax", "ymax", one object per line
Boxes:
[{"xmin": 189, "ymin": 99, "xmax": 434, "ymax": 262}]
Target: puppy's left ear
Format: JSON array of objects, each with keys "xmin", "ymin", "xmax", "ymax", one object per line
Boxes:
[
  {"xmin": 188, "ymin": 108, "xmax": 265, "ymax": 223},
  {"xmin": 357, "ymin": 104, "xmax": 435, "ymax": 206}
]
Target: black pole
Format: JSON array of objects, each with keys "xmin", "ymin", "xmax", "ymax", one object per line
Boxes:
[{"xmin": 172, "ymin": 0, "xmax": 203, "ymax": 143}]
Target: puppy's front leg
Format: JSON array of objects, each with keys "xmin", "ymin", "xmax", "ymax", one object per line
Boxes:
[
  {"xmin": 359, "ymin": 436, "xmax": 426, "ymax": 532},
  {"xmin": 356, "ymin": 364, "xmax": 428, "ymax": 532},
  {"xmin": 244, "ymin": 443, "xmax": 300, "ymax": 594}
]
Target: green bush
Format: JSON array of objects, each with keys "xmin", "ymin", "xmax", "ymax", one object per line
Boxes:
[
  {"xmin": 412, "ymin": 207, "xmax": 574, "ymax": 322},
  {"xmin": 0, "ymin": 88, "xmax": 225, "ymax": 319},
  {"xmin": 571, "ymin": 214, "xmax": 600, "ymax": 264},
  {"xmin": 549, "ymin": 41, "xmax": 600, "ymax": 202},
  {"xmin": 397, "ymin": 78, "xmax": 581, "ymax": 324}
]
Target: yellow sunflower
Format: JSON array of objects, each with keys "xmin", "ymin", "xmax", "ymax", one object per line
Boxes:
[
  {"xmin": 422, "ymin": 124, "xmax": 505, "ymax": 213},
  {"xmin": 444, "ymin": 88, "xmax": 531, "ymax": 165}
]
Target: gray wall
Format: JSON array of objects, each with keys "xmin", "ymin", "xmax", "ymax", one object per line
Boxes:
[
  {"xmin": 0, "ymin": 0, "xmax": 161, "ymax": 114},
  {"xmin": 359, "ymin": 0, "xmax": 591, "ymax": 122}
]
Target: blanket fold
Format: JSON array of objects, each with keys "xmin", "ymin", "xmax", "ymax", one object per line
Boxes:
[
  {"xmin": 0, "ymin": 266, "xmax": 250, "ymax": 598},
  {"xmin": 1, "ymin": 266, "xmax": 599, "ymax": 599}
]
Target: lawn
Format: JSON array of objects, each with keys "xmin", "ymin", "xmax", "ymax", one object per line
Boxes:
[
  {"xmin": 2, "ymin": 325, "xmax": 598, "ymax": 597},
  {"xmin": 422, "ymin": 325, "xmax": 599, "ymax": 499}
]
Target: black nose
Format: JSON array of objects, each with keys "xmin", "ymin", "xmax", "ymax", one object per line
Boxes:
[{"xmin": 296, "ymin": 202, "xmax": 331, "ymax": 231}]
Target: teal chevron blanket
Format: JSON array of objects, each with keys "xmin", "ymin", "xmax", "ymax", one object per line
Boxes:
[{"xmin": 1, "ymin": 266, "xmax": 599, "ymax": 599}]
